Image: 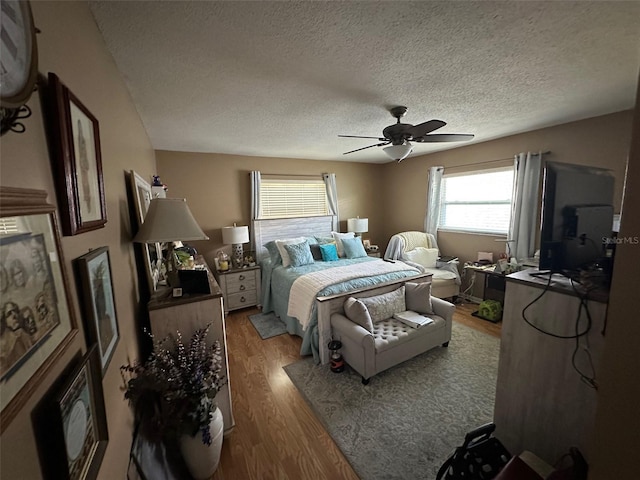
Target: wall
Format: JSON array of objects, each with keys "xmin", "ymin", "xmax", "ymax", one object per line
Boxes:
[
  {"xmin": 0, "ymin": 2, "xmax": 155, "ymax": 479},
  {"xmin": 589, "ymin": 73, "xmax": 640, "ymax": 478},
  {"xmin": 380, "ymin": 111, "xmax": 633, "ymax": 268},
  {"xmin": 155, "ymin": 151, "xmax": 385, "ymax": 267}
]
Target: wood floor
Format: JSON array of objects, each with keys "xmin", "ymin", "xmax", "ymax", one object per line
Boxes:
[{"xmin": 212, "ymin": 300, "xmax": 501, "ymax": 480}]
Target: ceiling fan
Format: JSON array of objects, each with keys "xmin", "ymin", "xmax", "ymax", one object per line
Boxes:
[{"xmin": 339, "ymin": 106, "xmax": 474, "ymax": 162}]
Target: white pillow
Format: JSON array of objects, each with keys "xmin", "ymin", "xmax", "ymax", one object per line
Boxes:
[
  {"xmin": 275, "ymin": 237, "xmax": 306, "ymax": 267},
  {"xmin": 404, "ymin": 247, "xmax": 438, "ymax": 268},
  {"xmin": 331, "ymin": 231, "xmax": 355, "ymax": 257}
]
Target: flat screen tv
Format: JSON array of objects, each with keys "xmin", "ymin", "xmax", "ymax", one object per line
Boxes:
[{"xmin": 538, "ymin": 161, "xmax": 614, "ymax": 275}]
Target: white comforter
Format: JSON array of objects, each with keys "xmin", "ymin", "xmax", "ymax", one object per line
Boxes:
[{"xmin": 287, "ymin": 260, "xmax": 419, "ymax": 330}]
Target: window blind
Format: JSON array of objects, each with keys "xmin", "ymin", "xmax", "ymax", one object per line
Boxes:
[
  {"xmin": 260, "ymin": 178, "xmax": 329, "ymax": 219},
  {"xmin": 439, "ymin": 168, "xmax": 514, "ymax": 235}
]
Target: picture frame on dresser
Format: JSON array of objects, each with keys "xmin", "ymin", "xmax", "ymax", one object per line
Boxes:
[
  {"xmin": 129, "ymin": 170, "xmax": 163, "ymax": 291},
  {"xmin": 47, "ymin": 72, "xmax": 107, "ymax": 236},
  {"xmin": 0, "ymin": 187, "xmax": 79, "ymax": 433},
  {"xmin": 74, "ymin": 247, "xmax": 120, "ymax": 376}
]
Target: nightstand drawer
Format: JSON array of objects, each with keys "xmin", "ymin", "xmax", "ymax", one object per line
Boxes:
[
  {"xmin": 227, "ymin": 290, "xmax": 257, "ymax": 310},
  {"xmin": 225, "ymin": 274, "xmax": 256, "ymax": 294}
]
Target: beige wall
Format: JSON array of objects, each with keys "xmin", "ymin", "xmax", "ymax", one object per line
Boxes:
[
  {"xmin": 0, "ymin": 2, "xmax": 155, "ymax": 479},
  {"xmin": 589, "ymin": 74, "xmax": 640, "ymax": 479},
  {"xmin": 155, "ymin": 151, "xmax": 385, "ymax": 267},
  {"xmin": 380, "ymin": 111, "xmax": 633, "ymax": 268}
]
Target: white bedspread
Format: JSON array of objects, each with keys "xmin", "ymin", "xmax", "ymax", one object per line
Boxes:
[{"xmin": 288, "ymin": 260, "xmax": 419, "ymax": 330}]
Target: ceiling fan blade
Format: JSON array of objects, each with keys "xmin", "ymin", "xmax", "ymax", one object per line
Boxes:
[
  {"xmin": 343, "ymin": 141, "xmax": 390, "ymax": 155},
  {"xmin": 408, "ymin": 120, "xmax": 446, "ymax": 138},
  {"xmin": 413, "ymin": 133, "xmax": 475, "ymax": 143},
  {"xmin": 339, "ymin": 135, "xmax": 387, "ymax": 141}
]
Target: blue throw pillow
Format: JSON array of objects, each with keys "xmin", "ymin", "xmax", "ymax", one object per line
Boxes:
[
  {"xmin": 319, "ymin": 243, "xmax": 339, "ymax": 261},
  {"xmin": 264, "ymin": 241, "xmax": 282, "ymax": 265},
  {"xmin": 284, "ymin": 240, "xmax": 315, "ymax": 267},
  {"xmin": 342, "ymin": 237, "xmax": 368, "ymax": 259}
]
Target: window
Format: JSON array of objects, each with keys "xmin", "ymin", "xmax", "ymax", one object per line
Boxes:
[
  {"xmin": 439, "ymin": 168, "xmax": 514, "ymax": 235},
  {"xmin": 260, "ymin": 177, "xmax": 329, "ymax": 219}
]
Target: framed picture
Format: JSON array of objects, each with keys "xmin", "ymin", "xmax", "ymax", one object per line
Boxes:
[
  {"xmin": 129, "ymin": 170, "xmax": 163, "ymax": 291},
  {"xmin": 0, "ymin": 187, "xmax": 78, "ymax": 432},
  {"xmin": 362, "ymin": 239, "xmax": 371, "ymax": 248},
  {"xmin": 75, "ymin": 247, "xmax": 119, "ymax": 376},
  {"xmin": 47, "ymin": 72, "xmax": 107, "ymax": 236},
  {"xmin": 36, "ymin": 346, "xmax": 108, "ymax": 480}
]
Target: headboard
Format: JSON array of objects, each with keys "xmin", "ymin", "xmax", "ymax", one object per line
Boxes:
[{"xmin": 252, "ymin": 215, "xmax": 335, "ymax": 261}]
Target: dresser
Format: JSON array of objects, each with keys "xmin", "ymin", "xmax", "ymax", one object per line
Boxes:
[
  {"xmin": 147, "ymin": 262, "xmax": 235, "ymax": 434},
  {"xmin": 214, "ymin": 265, "xmax": 261, "ymax": 315}
]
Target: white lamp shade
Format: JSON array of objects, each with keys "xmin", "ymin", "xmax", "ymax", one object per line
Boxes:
[
  {"xmin": 347, "ymin": 217, "xmax": 369, "ymax": 233},
  {"xmin": 222, "ymin": 225, "xmax": 249, "ymax": 245},
  {"xmin": 383, "ymin": 142, "xmax": 413, "ymax": 162},
  {"xmin": 133, "ymin": 198, "xmax": 209, "ymax": 243}
]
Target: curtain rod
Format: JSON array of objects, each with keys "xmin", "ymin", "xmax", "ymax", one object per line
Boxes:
[{"xmin": 442, "ymin": 151, "xmax": 551, "ymax": 171}]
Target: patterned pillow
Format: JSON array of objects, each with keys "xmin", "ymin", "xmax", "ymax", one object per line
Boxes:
[
  {"xmin": 315, "ymin": 236, "xmax": 335, "ymax": 245},
  {"xmin": 283, "ymin": 241, "xmax": 315, "ymax": 267},
  {"xmin": 341, "ymin": 237, "xmax": 367, "ymax": 259},
  {"xmin": 343, "ymin": 297, "xmax": 374, "ymax": 333},
  {"xmin": 405, "ymin": 282, "xmax": 434, "ymax": 314},
  {"xmin": 359, "ymin": 286, "xmax": 406, "ymax": 323},
  {"xmin": 319, "ymin": 243, "xmax": 339, "ymax": 261},
  {"xmin": 275, "ymin": 237, "xmax": 306, "ymax": 268}
]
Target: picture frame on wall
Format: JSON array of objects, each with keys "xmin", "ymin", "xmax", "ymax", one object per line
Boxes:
[
  {"xmin": 47, "ymin": 72, "xmax": 107, "ymax": 236},
  {"xmin": 36, "ymin": 346, "xmax": 108, "ymax": 480},
  {"xmin": 74, "ymin": 247, "xmax": 119, "ymax": 376},
  {"xmin": 129, "ymin": 170, "xmax": 163, "ymax": 291},
  {"xmin": 0, "ymin": 187, "xmax": 78, "ymax": 433}
]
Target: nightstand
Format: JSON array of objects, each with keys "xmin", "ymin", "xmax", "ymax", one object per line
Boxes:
[
  {"xmin": 367, "ymin": 252, "xmax": 381, "ymax": 258},
  {"xmin": 214, "ymin": 264, "xmax": 261, "ymax": 315}
]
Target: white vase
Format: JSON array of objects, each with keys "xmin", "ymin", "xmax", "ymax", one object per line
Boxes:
[{"xmin": 179, "ymin": 407, "xmax": 224, "ymax": 479}]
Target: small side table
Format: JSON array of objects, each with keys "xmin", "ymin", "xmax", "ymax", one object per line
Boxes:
[
  {"xmin": 367, "ymin": 251, "xmax": 381, "ymax": 258},
  {"xmin": 214, "ymin": 264, "xmax": 261, "ymax": 315}
]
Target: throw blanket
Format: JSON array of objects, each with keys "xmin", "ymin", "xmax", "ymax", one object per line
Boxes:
[{"xmin": 288, "ymin": 260, "xmax": 420, "ymax": 330}]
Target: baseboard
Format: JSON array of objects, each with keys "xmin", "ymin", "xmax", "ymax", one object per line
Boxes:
[{"xmin": 459, "ymin": 293, "xmax": 483, "ymax": 304}]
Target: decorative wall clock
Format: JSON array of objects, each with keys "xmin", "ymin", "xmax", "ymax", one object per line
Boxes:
[{"xmin": 0, "ymin": 0, "xmax": 38, "ymax": 135}]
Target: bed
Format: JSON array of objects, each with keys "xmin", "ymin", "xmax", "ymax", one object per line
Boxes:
[{"xmin": 253, "ymin": 216, "xmax": 423, "ymax": 363}]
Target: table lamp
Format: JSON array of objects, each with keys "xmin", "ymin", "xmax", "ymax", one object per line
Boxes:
[
  {"xmin": 222, "ymin": 224, "xmax": 249, "ymax": 269},
  {"xmin": 133, "ymin": 198, "xmax": 209, "ymax": 287},
  {"xmin": 347, "ymin": 217, "xmax": 368, "ymax": 237}
]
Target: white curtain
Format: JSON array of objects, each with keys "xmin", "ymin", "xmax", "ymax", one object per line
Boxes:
[
  {"xmin": 323, "ymin": 173, "xmax": 339, "ymax": 231},
  {"xmin": 250, "ymin": 171, "xmax": 261, "ymax": 220},
  {"xmin": 424, "ymin": 166, "xmax": 444, "ymax": 249},
  {"xmin": 509, "ymin": 152, "xmax": 542, "ymax": 262},
  {"xmin": 250, "ymin": 171, "xmax": 261, "ymax": 252}
]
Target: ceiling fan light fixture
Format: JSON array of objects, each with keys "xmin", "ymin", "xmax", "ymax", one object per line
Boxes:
[{"xmin": 383, "ymin": 142, "xmax": 413, "ymax": 162}]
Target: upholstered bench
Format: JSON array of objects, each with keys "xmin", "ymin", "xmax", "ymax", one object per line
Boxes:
[{"xmin": 330, "ymin": 283, "xmax": 454, "ymax": 384}]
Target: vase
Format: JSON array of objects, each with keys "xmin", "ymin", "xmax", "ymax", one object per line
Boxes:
[{"xmin": 179, "ymin": 407, "xmax": 224, "ymax": 479}]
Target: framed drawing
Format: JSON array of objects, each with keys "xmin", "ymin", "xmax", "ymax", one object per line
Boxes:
[
  {"xmin": 75, "ymin": 247, "xmax": 119, "ymax": 376},
  {"xmin": 47, "ymin": 72, "xmax": 107, "ymax": 236},
  {"xmin": 0, "ymin": 187, "xmax": 78, "ymax": 432},
  {"xmin": 129, "ymin": 171, "xmax": 163, "ymax": 291},
  {"xmin": 37, "ymin": 346, "xmax": 108, "ymax": 480}
]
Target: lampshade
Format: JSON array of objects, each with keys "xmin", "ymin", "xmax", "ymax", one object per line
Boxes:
[
  {"xmin": 133, "ymin": 198, "xmax": 209, "ymax": 243},
  {"xmin": 347, "ymin": 217, "xmax": 369, "ymax": 234},
  {"xmin": 383, "ymin": 142, "xmax": 413, "ymax": 162},
  {"xmin": 222, "ymin": 225, "xmax": 249, "ymax": 245}
]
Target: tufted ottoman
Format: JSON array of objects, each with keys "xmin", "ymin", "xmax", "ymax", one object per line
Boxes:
[{"xmin": 330, "ymin": 296, "xmax": 454, "ymax": 384}]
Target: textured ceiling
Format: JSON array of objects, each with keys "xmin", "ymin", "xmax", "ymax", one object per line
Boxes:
[{"xmin": 88, "ymin": 1, "xmax": 640, "ymax": 164}]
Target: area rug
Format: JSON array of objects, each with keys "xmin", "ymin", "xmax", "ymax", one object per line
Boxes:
[
  {"xmin": 283, "ymin": 322, "xmax": 500, "ymax": 480},
  {"xmin": 248, "ymin": 312, "xmax": 288, "ymax": 339}
]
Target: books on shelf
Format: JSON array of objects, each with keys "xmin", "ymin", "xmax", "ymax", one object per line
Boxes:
[{"xmin": 393, "ymin": 310, "xmax": 434, "ymax": 329}]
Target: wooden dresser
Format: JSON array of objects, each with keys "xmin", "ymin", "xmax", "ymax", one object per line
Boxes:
[{"xmin": 147, "ymin": 262, "xmax": 235, "ymax": 434}]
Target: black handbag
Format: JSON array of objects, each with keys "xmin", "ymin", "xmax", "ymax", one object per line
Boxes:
[{"xmin": 436, "ymin": 423, "xmax": 512, "ymax": 480}]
